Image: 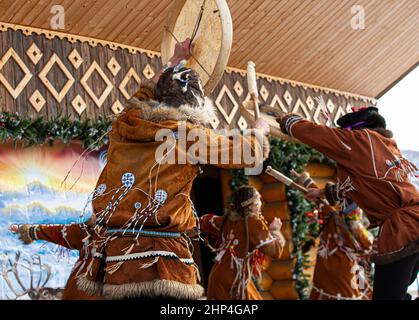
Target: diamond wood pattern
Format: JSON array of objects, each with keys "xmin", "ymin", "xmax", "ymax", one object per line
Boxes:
[{"xmin": 0, "ymin": 28, "xmax": 369, "ymax": 126}]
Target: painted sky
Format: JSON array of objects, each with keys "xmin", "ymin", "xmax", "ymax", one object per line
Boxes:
[{"xmin": 0, "ymin": 142, "xmax": 102, "ymax": 193}]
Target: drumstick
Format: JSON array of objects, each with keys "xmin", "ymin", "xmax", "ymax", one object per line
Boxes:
[
  {"xmin": 247, "ymin": 61, "xmax": 260, "ymax": 120},
  {"xmin": 265, "ymin": 166, "xmax": 307, "ymax": 193},
  {"xmin": 265, "ymin": 166, "xmax": 329, "ymax": 205}
]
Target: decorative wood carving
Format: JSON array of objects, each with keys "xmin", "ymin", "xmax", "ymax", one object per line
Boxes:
[
  {"xmin": 26, "ymin": 43, "xmax": 42, "ymax": 65},
  {"xmin": 68, "ymin": 49, "xmax": 83, "ymax": 69},
  {"xmin": 118, "ymin": 67, "xmax": 141, "ymax": 100},
  {"xmin": 39, "ymin": 53, "xmax": 75, "ymax": 103},
  {"xmin": 71, "ymin": 95, "xmax": 87, "ymax": 115},
  {"xmin": 0, "ymin": 26, "xmax": 374, "ymax": 127},
  {"xmin": 80, "ymin": 61, "xmax": 113, "ymax": 108},
  {"xmin": 111, "ymin": 100, "xmax": 124, "ymax": 115},
  {"xmin": 29, "ymin": 90, "xmax": 45, "ymax": 112},
  {"xmin": 0, "ymin": 47, "xmax": 32, "ymax": 99},
  {"xmin": 107, "ymin": 57, "xmax": 121, "ymax": 77}
]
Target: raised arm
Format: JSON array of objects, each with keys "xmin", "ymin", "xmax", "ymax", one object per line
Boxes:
[
  {"xmin": 10, "ymin": 222, "xmax": 88, "ymax": 250},
  {"xmin": 185, "ymin": 122, "xmax": 270, "ymax": 171},
  {"xmin": 249, "ymin": 216, "xmax": 285, "ymax": 259},
  {"xmin": 277, "ymin": 114, "xmax": 357, "ymax": 165}
]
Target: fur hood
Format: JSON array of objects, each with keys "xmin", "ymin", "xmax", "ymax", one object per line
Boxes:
[
  {"xmin": 126, "ymin": 96, "xmax": 216, "ymax": 126},
  {"xmin": 114, "ymin": 98, "xmax": 216, "ymax": 142}
]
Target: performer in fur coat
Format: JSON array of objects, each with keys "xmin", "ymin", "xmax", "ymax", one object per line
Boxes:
[
  {"xmin": 277, "ymin": 107, "xmax": 419, "ymax": 300},
  {"xmin": 10, "ymin": 217, "xmax": 100, "ymax": 300},
  {"xmin": 292, "ymin": 170, "xmax": 374, "ymax": 300},
  {"xmin": 72, "ymin": 39, "xmax": 271, "ymax": 300},
  {"xmin": 200, "ymin": 186, "xmax": 285, "ymax": 300},
  {"xmin": 10, "ymin": 39, "xmax": 270, "ymax": 300}
]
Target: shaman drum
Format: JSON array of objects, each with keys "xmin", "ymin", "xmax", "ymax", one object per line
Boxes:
[{"xmin": 161, "ymin": 0, "xmax": 233, "ymax": 95}]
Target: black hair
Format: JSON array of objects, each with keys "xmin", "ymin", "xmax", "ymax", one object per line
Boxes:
[
  {"xmin": 154, "ymin": 67, "xmax": 204, "ymax": 108},
  {"xmin": 231, "ymin": 185, "xmax": 259, "ymax": 217}
]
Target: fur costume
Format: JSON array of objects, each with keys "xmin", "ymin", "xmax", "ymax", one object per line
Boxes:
[
  {"xmin": 18, "ymin": 217, "xmax": 100, "ymax": 300},
  {"xmin": 294, "ymin": 173, "xmax": 374, "ymax": 300},
  {"xmin": 279, "ymin": 114, "xmax": 419, "ymax": 265},
  {"xmin": 76, "ymin": 80, "xmax": 270, "ymax": 300},
  {"xmin": 199, "ymin": 211, "xmax": 284, "ymax": 300}
]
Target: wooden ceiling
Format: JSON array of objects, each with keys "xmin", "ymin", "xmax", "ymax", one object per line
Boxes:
[{"xmin": 1, "ymin": 0, "xmax": 418, "ymax": 98}]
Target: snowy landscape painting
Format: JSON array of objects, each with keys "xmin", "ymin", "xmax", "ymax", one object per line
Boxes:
[{"xmin": 0, "ymin": 142, "xmax": 105, "ymax": 299}]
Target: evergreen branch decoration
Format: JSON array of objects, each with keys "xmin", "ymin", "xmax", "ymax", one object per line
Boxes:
[{"xmin": 0, "ymin": 111, "xmax": 112, "ymax": 149}]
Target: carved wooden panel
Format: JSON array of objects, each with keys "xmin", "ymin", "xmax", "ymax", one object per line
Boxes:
[
  {"xmin": 0, "ymin": 26, "xmax": 375, "ymax": 129},
  {"xmin": 0, "ymin": 28, "xmax": 161, "ymax": 121}
]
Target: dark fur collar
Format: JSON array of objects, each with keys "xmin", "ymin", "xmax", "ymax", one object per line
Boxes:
[{"xmin": 126, "ymin": 97, "xmax": 216, "ymax": 125}]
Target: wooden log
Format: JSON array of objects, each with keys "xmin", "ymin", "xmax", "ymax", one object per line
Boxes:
[
  {"xmin": 248, "ymin": 175, "xmax": 263, "ymax": 191},
  {"xmin": 260, "ymin": 291, "xmax": 274, "ymax": 300},
  {"xmin": 259, "ymin": 172, "xmax": 279, "ymax": 184},
  {"xmin": 270, "ymin": 280, "xmax": 299, "ymax": 300},
  {"xmin": 303, "ymin": 238, "xmax": 319, "ymax": 285},
  {"xmin": 279, "ymin": 240, "xmax": 294, "ymax": 260},
  {"xmin": 260, "ymin": 183, "xmax": 286, "ymax": 202},
  {"xmin": 263, "ymin": 201, "xmax": 291, "ymax": 221},
  {"xmin": 267, "ymin": 259, "xmax": 293, "ymax": 281},
  {"xmin": 262, "ymin": 256, "xmax": 272, "ymax": 269},
  {"xmin": 259, "ymin": 271, "xmax": 273, "ymax": 291},
  {"xmin": 309, "ymin": 177, "xmax": 333, "ymax": 189},
  {"xmin": 305, "ymin": 163, "xmax": 336, "ymax": 178}
]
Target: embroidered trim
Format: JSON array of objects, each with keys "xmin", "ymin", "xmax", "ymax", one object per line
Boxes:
[
  {"xmin": 284, "ymin": 115, "xmax": 303, "ymax": 136},
  {"xmin": 105, "ymin": 250, "xmax": 194, "ymax": 265},
  {"xmin": 105, "ymin": 229, "xmax": 182, "ymax": 238},
  {"xmin": 241, "ymin": 195, "xmax": 259, "ymax": 207},
  {"xmin": 254, "ymin": 237, "xmax": 277, "ymax": 252},
  {"xmin": 312, "ymin": 285, "xmax": 370, "ymax": 300},
  {"xmin": 209, "ymin": 216, "xmax": 220, "ymax": 231}
]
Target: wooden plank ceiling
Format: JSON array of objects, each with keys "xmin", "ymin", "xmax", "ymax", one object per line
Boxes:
[{"xmin": 0, "ymin": 0, "xmax": 418, "ymax": 98}]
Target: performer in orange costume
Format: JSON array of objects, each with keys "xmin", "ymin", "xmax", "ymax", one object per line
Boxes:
[
  {"xmin": 277, "ymin": 107, "xmax": 419, "ymax": 299},
  {"xmin": 200, "ymin": 186, "xmax": 285, "ymax": 300},
  {"xmin": 10, "ymin": 217, "xmax": 100, "ymax": 300},
  {"xmin": 292, "ymin": 170, "xmax": 374, "ymax": 300}
]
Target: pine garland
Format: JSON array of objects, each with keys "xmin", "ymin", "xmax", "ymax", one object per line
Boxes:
[
  {"xmin": 0, "ymin": 111, "xmax": 112, "ymax": 149},
  {"xmin": 230, "ymin": 137, "xmax": 334, "ymax": 299}
]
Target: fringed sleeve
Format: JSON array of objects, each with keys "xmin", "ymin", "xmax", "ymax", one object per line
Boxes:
[
  {"xmin": 23, "ymin": 223, "xmax": 87, "ymax": 250},
  {"xmin": 249, "ymin": 217, "xmax": 284, "ymax": 259},
  {"xmin": 199, "ymin": 214, "xmax": 224, "ymax": 236},
  {"xmin": 278, "ymin": 114, "xmax": 355, "ymax": 165},
  {"xmin": 189, "ymin": 126, "xmax": 270, "ymax": 170}
]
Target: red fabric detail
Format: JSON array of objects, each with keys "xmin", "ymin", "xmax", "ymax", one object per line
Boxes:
[{"xmin": 251, "ymin": 249, "xmax": 267, "ymax": 278}]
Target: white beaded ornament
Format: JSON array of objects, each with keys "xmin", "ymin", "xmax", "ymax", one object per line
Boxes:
[
  {"xmin": 155, "ymin": 189, "xmax": 168, "ymax": 204},
  {"xmin": 121, "ymin": 172, "xmax": 135, "ymax": 187}
]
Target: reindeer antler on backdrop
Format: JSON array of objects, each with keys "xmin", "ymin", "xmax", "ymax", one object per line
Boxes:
[{"xmin": 0, "ymin": 252, "xmax": 62, "ymax": 300}]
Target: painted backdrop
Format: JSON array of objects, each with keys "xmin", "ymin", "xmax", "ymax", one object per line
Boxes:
[{"xmin": 0, "ymin": 142, "xmax": 105, "ymax": 299}]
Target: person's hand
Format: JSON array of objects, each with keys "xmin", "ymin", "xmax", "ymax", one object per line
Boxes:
[
  {"xmin": 275, "ymin": 115, "xmax": 283, "ymax": 124},
  {"xmin": 269, "ymin": 217, "xmax": 282, "ymax": 231},
  {"xmin": 290, "ymin": 169, "xmax": 300, "ymax": 178},
  {"xmin": 252, "ymin": 118, "xmax": 270, "ymax": 136},
  {"xmin": 170, "ymin": 38, "xmax": 195, "ymax": 65},
  {"xmin": 305, "ymin": 188, "xmax": 325, "ymax": 202},
  {"xmin": 9, "ymin": 224, "xmax": 19, "ymax": 233}
]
